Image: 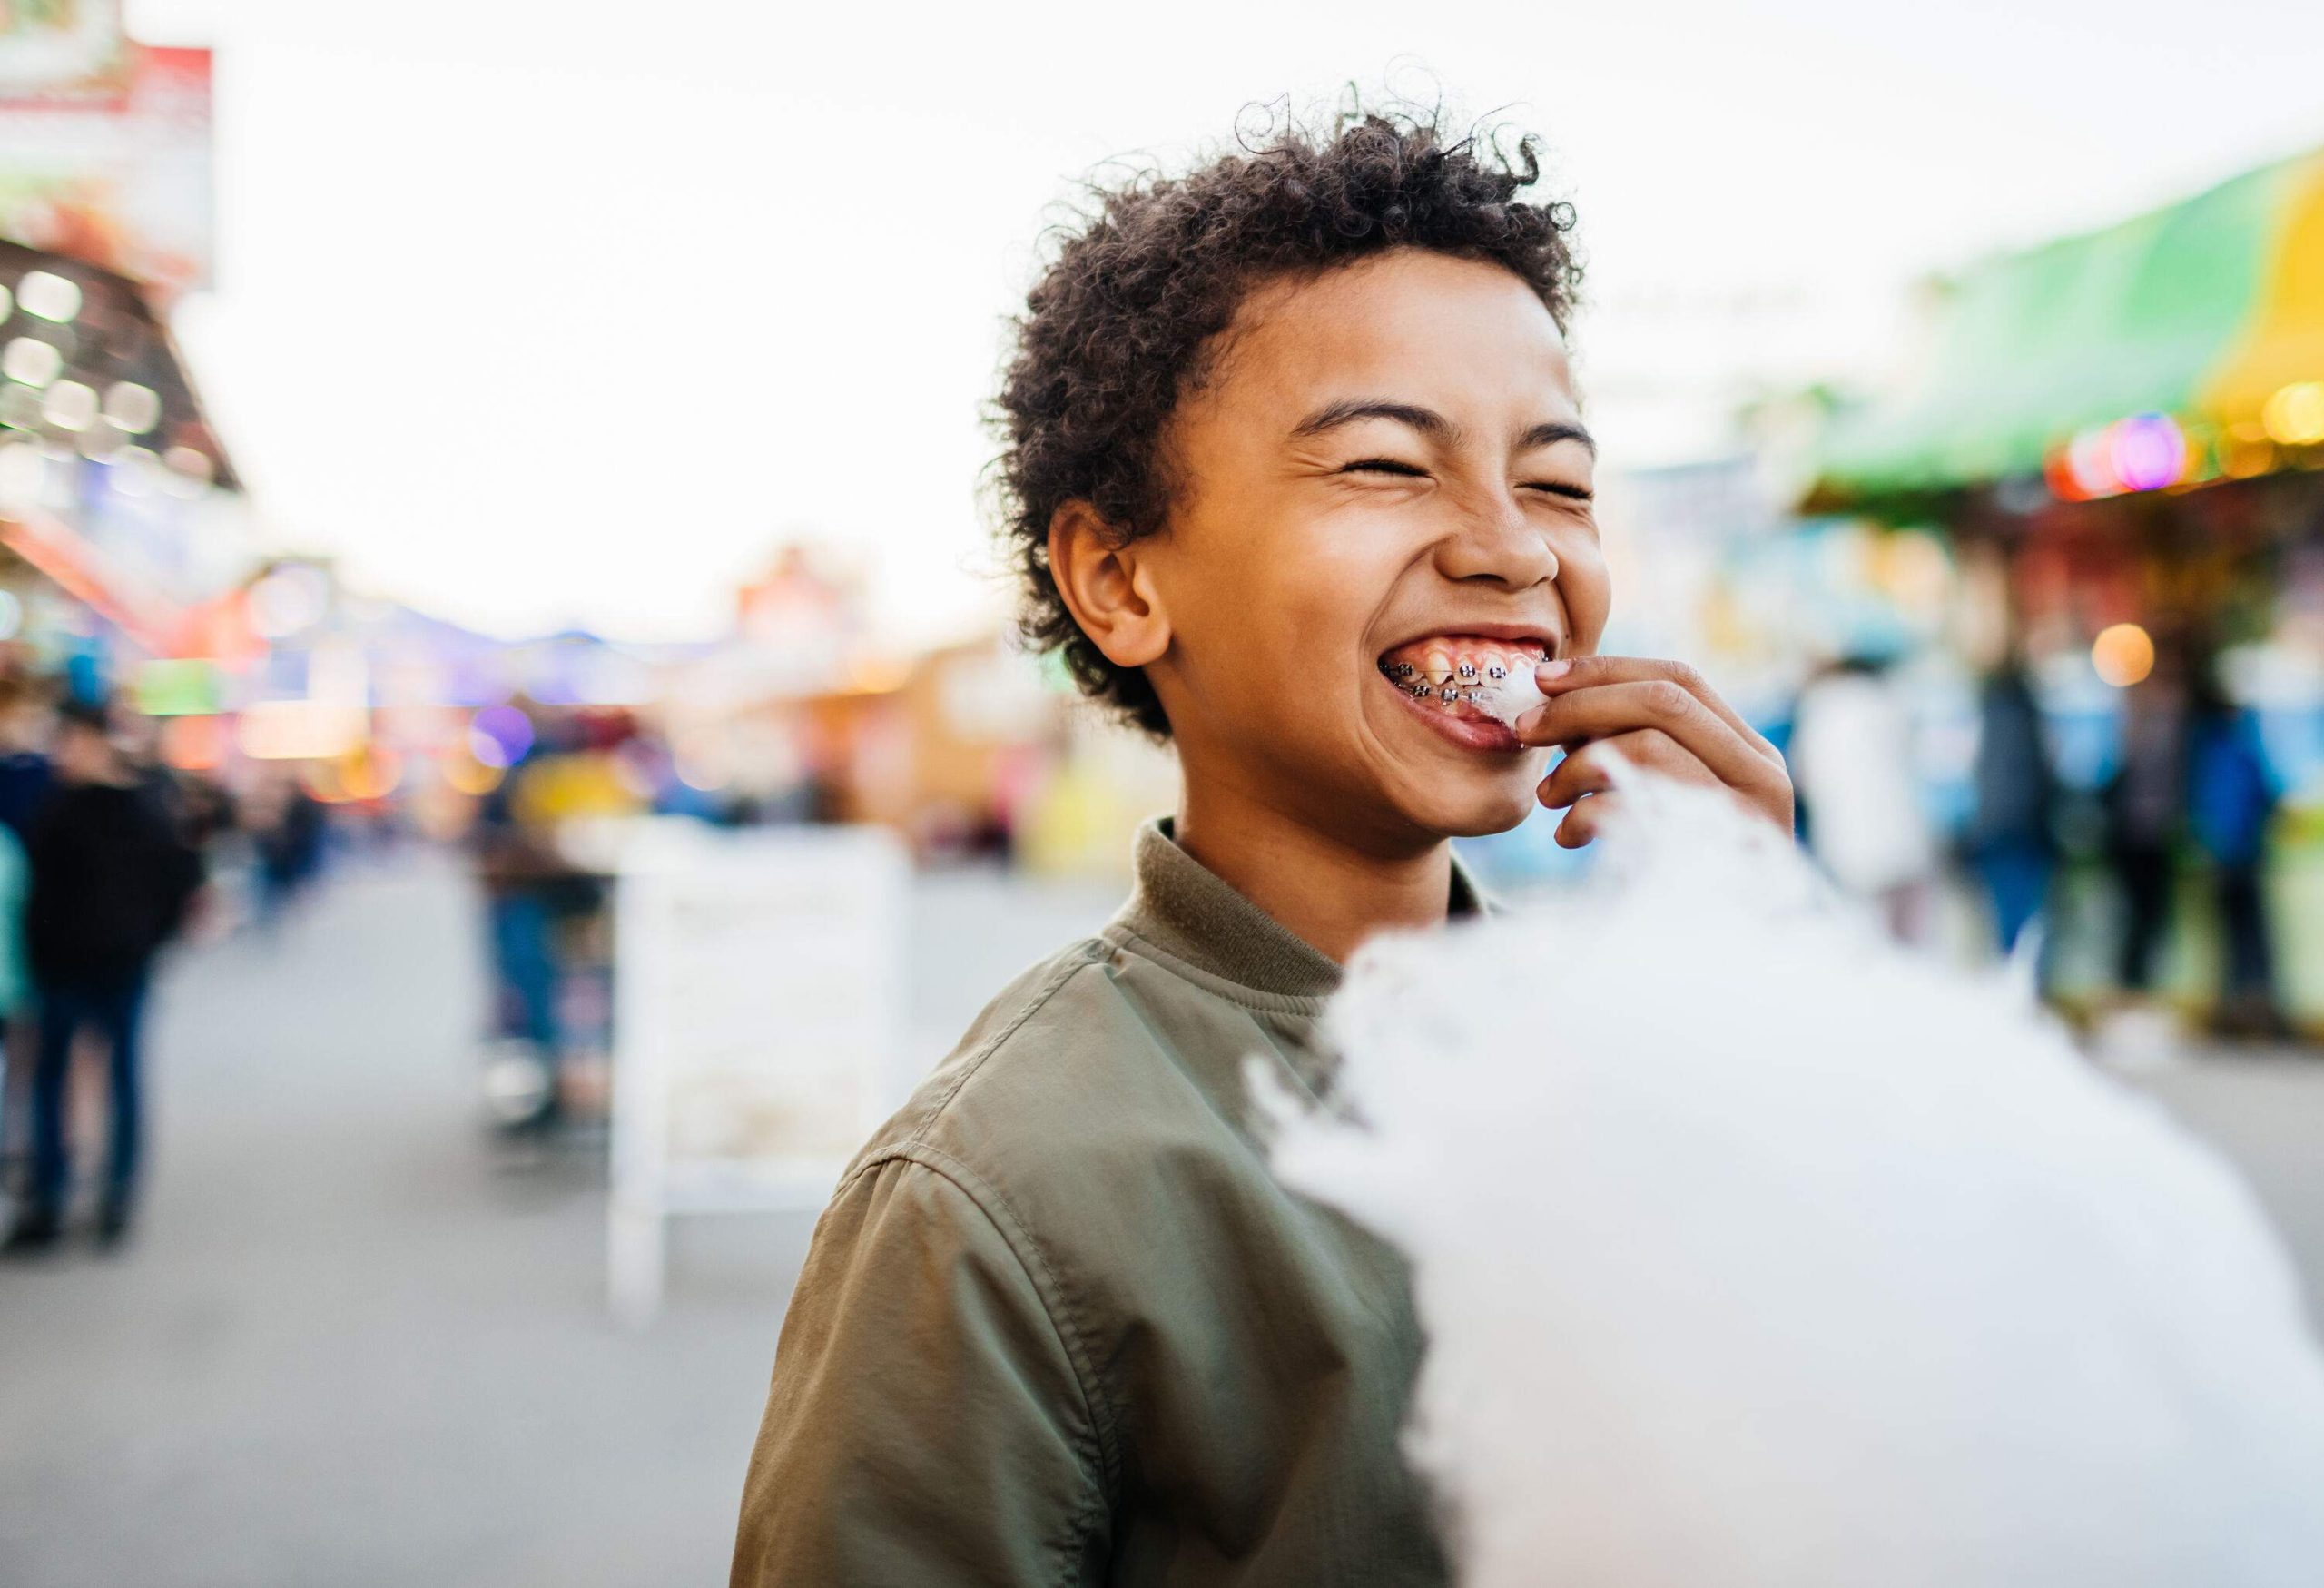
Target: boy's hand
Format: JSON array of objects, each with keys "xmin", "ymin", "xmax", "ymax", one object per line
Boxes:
[{"xmin": 1513, "ymin": 656, "xmax": 1794, "ymax": 850}]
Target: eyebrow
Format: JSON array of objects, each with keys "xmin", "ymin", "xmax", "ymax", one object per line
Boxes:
[
  {"xmin": 1518, "ymin": 420, "xmax": 1598, "ymax": 457},
  {"xmin": 1290, "ymin": 399, "xmax": 1597, "ymax": 457},
  {"xmin": 1291, "ymin": 399, "xmax": 1454, "ymax": 440}
]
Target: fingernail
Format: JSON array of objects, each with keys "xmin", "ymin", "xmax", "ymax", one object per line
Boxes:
[{"xmin": 1537, "ymin": 658, "xmax": 1571, "ymax": 680}]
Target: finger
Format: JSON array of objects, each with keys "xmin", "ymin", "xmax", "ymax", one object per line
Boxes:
[
  {"xmin": 1535, "ymin": 656, "xmax": 1780, "ymax": 765},
  {"xmin": 1516, "ymin": 680, "xmax": 1772, "ymax": 794},
  {"xmin": 1537, "ymin": 746, "xmax": 1613, "ymax": 812},
  {"xmin": 1554, "ymin": 791, "xmax": 1621, "ymax": 849},
  {"xmin": 1536, "ymin": 730, "xmax": 1708, "ymax": 810}
]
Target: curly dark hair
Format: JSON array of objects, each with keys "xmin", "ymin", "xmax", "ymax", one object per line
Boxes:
[{"xmin": 990, "ymin": 107, "xmax": 1582, "ymax": 738}]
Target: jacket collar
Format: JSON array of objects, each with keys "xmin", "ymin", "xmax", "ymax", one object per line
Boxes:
[{"xmin": 1109, "ymin": 816, "xmax": 1487, "ymax": 1001}]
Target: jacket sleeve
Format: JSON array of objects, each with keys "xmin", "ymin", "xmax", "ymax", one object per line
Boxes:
[{"xmin": 731, "ymin": 1154, "xmax": 1111, "ymax": 1587}]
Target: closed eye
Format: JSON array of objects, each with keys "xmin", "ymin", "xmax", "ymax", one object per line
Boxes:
[
  {"xmin": 1522, "ymin": 480, "xmax": 1594, "ymax": 502},
  {"xmin": 1342, "ymin": 458, "xmax": 1430, "ymax": 478}
]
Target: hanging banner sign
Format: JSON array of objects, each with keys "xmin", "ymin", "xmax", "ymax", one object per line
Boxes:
[
  {"xmin": 0, "ymin": 41, "xmax": 212, "ymax": 295},
  {"xmin": 0, "ymin": 1, "xmax": 128, "ymax": 104}
]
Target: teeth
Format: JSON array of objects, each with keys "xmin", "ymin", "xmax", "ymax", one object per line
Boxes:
[{"xmin": 1379, "ymin": 639, "xmax": 1555, "ymax": 718}]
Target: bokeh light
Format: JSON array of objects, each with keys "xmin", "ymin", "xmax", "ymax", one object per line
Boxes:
[
  {"xmin": 103, "ymin": 380, "xmax": 162, "ymax": 434},
  {"xmin": 2063, "ymin": 427, "xmax": 2120, "ymax": 498},
  {"xmin": 2092, "ymin": 622, "xmax": 2156, "ymax": 687},
  {"xmin": 161, "ymin": 445, "xmax": 215, "ymax": 498},
  {"xmin": 2, "ymin": 335, "xmax": 62, "ymax": 387},
  {"xmin": 2263, "ymin": 381, "xmax": 2324, "ymax": 448},
  {"xmin": 0, "ymin": 383, "xmax": 44, "ymax": 429},
  {"xmin": 439, "ymin": 751, "xmax": 505, "ymax": 796},
  {"xmin": 469, "ymin": 704, "xmax": 535, "ymax": 766},
  {"xmin": 248, "ymin": 564, "xmax": 332, "ymax": 638},
  {"xmin": 159, "ymin": 715, "xmax": 228, "ymax": 772},
  {"xmin": 2108, "ymin": 413, "xmax": 2185, "ymax": 492},
  {"xmin": 337, "ymin": 745, "xmax": 404, "ymax": 802},
  {"xmin": 39, "ymin": 380, "xmax": 96, "ymax": 431},
  {"xmin": 0, "ymin": 440, "xmax": 45, "ymax": 507},
  {"xmin": 236, "ymin": 699, "xmax": 367, "ymax": 760},
  {"xmin": 15, "ymin": 270, "xmax": 82, "ymax": 323}
]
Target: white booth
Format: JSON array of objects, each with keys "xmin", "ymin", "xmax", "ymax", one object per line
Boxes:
[{"xmin": 607, "ymin": 821, "xmax": 908, "ymax": 1325}]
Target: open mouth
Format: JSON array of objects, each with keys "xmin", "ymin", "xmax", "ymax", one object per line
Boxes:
[{"xmin": 1375, "ymin": 635, "xmax": 1551, "ymax": 753}]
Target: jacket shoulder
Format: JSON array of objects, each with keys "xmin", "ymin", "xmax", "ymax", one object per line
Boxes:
[{"xmin": 856, "ymin": 936, "xmax": 1136, "ymax": 1167}]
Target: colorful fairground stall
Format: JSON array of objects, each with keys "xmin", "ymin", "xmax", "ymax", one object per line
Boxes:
[
  {"xmin": 1, "ymin": 26, "xmax": 248, "ymax": 718},
  {"xmin": 1804, "ymin": 144, "xmax": 2324, "ymax": 1034},
  {"xmin": 0, "ymin": 241, "xmax": 252, "ymax": 711}
]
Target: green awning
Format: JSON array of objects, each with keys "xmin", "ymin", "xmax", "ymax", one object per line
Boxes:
[{"xmin": 1810, "ymin": 147, "xmax": 2324, "ymax": 506}]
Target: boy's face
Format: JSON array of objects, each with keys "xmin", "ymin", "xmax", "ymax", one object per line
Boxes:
[{"xmin": 1139, "ymin": 249, "xmax": 1610, "ymax": 848}]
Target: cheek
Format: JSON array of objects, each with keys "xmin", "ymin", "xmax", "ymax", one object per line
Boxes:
[
  {"xmin": 1172, "ymin": 504, "xmax": 1404, "ymax": 667},
  {"xmin": 1560, "ymin": 538, "xmax": 1614, "ymax": 650}
]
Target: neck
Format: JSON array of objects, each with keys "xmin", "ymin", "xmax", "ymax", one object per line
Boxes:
[{"xmin": 1174, "ymin": 772, "xmax": 1452, "ymax": 965}]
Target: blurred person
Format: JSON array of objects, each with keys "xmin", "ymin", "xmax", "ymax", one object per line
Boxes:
[
  {"xmin": 5, "ymin": 698, "xmax": 203, "ymax": 1251},
  {"xmin": 175, "ymin": 772, "xmax": 241, "ymax": 851},
  {"xmin": 0, "ymin": 806, "xmax": 28, "ymax": 1179},
  {"xmin": 470, "ymin": 707, "xmax": 628, "ymax": 1132},
  {"xmin": 250, "ymin": 773, "xmax": 327, "ymax": 929},
  {"xmin": 2104, "ymin": 637, "xmax": 2190, "ymax": 1000},
  {"xmin": 2186, "ymin": 660, "xmax": 2286, "ymax": 1040},
  {"xmin": 0, "ymin": 672, "xmax": 53, "ymax": 843},
  {"xmin": 1965, "ymin": 651, "xmax": 2059, "ymax": 961},
  {"xmin": 474, "ymin": 718, "xmax": 566, "ymax": 1127},
  {"xmin": 731, "ymin": 111, "xmax": 1793, "ymax": 1586},
  {"xmin": 1787, "ymin": 654, "xmax": 1937, "ymax": 943},
  {"xmin": 0, "ymin": 674, "xmax": 48, "ymax": 1175}
]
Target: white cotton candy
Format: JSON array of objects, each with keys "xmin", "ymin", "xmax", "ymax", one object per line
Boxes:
[
  {"xmin": 1258, "ymin": 766, "xmax": 2324, "ymax": 1588},
  {"xmin": 1471, "ymin": 668, "xmax": 1547, "ymax": 726}
]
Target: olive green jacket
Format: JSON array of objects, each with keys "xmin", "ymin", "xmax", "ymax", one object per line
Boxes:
[{"xmin": 731, "ymin": 819, "xmax": 1475, "ymax": 1587}]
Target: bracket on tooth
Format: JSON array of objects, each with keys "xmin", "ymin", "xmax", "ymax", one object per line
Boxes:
[{"xmin": 1383, "ymin": 651, "xmax": 1546, "ymax": 720}]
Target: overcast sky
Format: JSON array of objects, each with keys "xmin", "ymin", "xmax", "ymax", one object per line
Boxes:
[{"xmin": 127, "ymin": 0, "xmax": 2324, "ymax": 643}]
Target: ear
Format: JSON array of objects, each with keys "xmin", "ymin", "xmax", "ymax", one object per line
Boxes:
[{"xmin": 1047, "ymin": 501, "xmax": 1169, "ymax": 668}]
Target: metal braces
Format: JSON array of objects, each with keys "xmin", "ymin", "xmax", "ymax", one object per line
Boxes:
[{"xmin": 1379, "ymin": 659, "xmax": 1489, "ymax": 705}]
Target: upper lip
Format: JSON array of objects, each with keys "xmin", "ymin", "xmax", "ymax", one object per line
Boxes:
[{"xmin": 1375, "ymin": 620, "xmax": 1562, "ymax": 657}]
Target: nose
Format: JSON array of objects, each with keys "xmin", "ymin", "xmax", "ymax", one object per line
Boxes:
[{"xmin": 1432, "ymin": 488, "xmax": 1559, "ymax": 589}]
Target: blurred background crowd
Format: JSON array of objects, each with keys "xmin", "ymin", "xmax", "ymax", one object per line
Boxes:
[{"xmin": 2, "ymin": 1, "xmax": 2321, "ymax": 1584}]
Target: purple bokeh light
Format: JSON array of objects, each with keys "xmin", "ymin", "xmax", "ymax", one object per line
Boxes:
[{"xmin": 2109, "ymin": 413, "xmax": 2185, "ymax": 493}]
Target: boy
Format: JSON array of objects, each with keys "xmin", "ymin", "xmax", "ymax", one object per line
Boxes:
[{"xmin": 732, "ymin": 112, "xmax": 1792, "ymax": 1585}]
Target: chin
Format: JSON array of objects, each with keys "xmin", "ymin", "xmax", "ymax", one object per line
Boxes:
[{"xmin": 1398, "ymin": 776, "xmax": 1541, "ymax": 841}]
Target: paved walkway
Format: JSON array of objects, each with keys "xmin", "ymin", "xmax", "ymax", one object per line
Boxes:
[
  {"xmin": 0, "ymin": 853, "xmax": 2317, "ymax": 1585},
  {"xmin": 0, "ymin": 853, "xmax": 1112, "ymax": 1588}
]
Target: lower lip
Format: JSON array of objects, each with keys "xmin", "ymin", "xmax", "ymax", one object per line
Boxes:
[{"xmin": 1379, "ymin": 669, "xmax": 1526, "ymax": 754}]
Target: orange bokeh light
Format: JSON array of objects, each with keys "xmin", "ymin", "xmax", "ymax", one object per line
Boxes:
[{"xmin": 2092, "ymin": 623, "xmax": 2156, "ymax": 688}]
